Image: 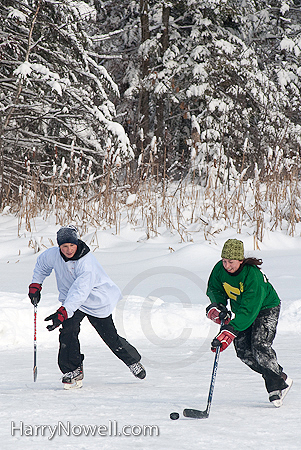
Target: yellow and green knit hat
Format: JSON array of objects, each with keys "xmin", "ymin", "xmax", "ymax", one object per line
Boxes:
[{"xmin": 221, "ymin": 239, "xmax": 244, "ymax": 260}]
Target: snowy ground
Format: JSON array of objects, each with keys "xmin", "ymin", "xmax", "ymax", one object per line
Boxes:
[{"xmin": 1, "ymin": 214, "xmax": 301, "ymax": 449}]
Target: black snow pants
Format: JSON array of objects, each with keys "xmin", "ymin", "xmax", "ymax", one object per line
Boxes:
[
  {"xmin": 233, "ymin": 305, "xmax": 288, "ymax": 393},
  {"xmin": 58, "ymin": 310, "xmax": 141, "ymax": 374}
]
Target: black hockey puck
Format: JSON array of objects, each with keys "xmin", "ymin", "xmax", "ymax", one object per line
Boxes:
[{"xmin": 170, "ymin": 412, "xmax": 180, "ymax": 420}]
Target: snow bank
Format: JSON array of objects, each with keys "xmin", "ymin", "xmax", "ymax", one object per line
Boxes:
[{"xmin": 0, "ymin": 291, "xmax": 300, "ymax": 351}]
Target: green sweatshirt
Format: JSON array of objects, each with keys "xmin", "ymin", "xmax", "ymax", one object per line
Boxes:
[{"xmin": 206, "ymin": 260, "xmax": 280, "ymax": 332}]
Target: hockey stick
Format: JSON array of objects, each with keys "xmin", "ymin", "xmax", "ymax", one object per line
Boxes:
[
  {"xmin": 183, "ymin": 318, "xmax": 225, "ymax": 419},
  {"xmin": 33, "ymin": 303, "xmax": 37, "ymax": 382}
]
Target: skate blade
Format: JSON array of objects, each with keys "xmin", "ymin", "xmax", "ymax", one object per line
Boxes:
[
  {"xmin": 281, "ymin": 377, "xmax": 293, "ymax": 401},
  {"xmin": 271, "ymin": 398, "xmax": 282, "ymax": 408},
  {"xmin": 63, "ymin": 380, "xmax": 83, "ymax": 390}
]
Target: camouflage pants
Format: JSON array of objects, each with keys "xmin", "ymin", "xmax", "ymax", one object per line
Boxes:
[{"xmin": 234, "ymin": 305, "xmax": 287, "ymax": 393}]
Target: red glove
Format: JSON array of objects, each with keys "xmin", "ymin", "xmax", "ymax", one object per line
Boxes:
[
  {"xmin": 44, "ymin": 306, "xmax": 68, "ymax": 331},
  {"xmin": 206, "ymin": 302, "xmax": 231, "ymax": 325},
  {"xmin": 28, "ymin": 283, "xmax": 42, "ymax": 306},
  {"xmin": 211, "ymin": 325, "xmax": 238, "ymax": 352}
]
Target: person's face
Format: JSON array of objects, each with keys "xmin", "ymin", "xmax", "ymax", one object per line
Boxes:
[
  {"xmin": 222, "ymin": 258, "xmax": 243, "ymax": 273},
  {"xmin": 60, "ymin": 243, "xmax": 77, "ymax": 259}
]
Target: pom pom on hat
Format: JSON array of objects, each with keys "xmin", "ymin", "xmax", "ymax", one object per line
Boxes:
[
  {"xmin": 57, "ymin": 225, "xmax": 79, "ymax": 246},
  {"xmin": 221, "ymin": 239, "xmax": 244, "ymax": 260}
]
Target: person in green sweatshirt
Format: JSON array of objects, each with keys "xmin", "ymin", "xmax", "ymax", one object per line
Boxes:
[{"xmin": 206, "ymin": 238, "xmax": 292, "ymax": 407}]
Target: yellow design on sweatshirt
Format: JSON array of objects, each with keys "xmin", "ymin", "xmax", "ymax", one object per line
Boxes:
[{"xmin": 223, "ymin": 282, "xmax": 242, "ymax": 301}]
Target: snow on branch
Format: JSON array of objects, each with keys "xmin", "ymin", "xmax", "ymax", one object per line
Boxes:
[
  {"xmin": 85, "ymin": 55, "xmax": 119, "ymax": 97},
  {"xmin": 7, "ymin": 7, "xmax": 27, "ymax": 23},
  {"xmin": 68, "ymin": 1, "xmax": 97, "ymax": 22},
  {"xmin": 13, "ymin": 62, "xmax": 68, "ymax": 95}
]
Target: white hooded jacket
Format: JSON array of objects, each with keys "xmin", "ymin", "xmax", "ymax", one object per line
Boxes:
[{"xmin": 31, "ymin": 245, "xmax": 122, "ymax": 318}]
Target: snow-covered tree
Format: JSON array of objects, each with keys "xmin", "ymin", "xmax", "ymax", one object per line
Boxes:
[
  {"xmin": 144, "ymin": 0, "xmax": 301, "ymax": 179},
  {"xmin": 2, "ymin": 0, "xmax": 301, "ymax": 211},
  {"xmin": 0, "ymin": 0, "xmax": 134, "ymax": 205},
  {"xmin": 94, "ymin": 0, "xmax": 301, "ymax": 181}
]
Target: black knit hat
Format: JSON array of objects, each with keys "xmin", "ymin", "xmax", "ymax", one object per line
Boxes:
[{"xmin": 57, "ymin": 225, "xmax": 79, "ymax": 246}]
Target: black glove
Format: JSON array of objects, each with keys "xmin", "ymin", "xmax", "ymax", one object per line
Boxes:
[
  {"xmin": 206, "ymin": 302, "xmax": 231, "ymax": 325},
  {"xmin": 44, "ymin": 306, "xmax": 68, "ymax": 331},
  {"xmin": 28, "ymin": 283, "xmax": 42, "ymax": 306}
]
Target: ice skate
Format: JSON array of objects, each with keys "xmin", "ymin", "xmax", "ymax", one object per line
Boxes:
[
  {"xmin": 62, "ymin": 363, "xmax": 83, "ymax": 389},
  {"xmin": 128, "ymin": 362, "xmax": 146, "ymax": 379},
  {"xmin": 269, "ymin": 375, "xmax": 293, "ymax": 407}
]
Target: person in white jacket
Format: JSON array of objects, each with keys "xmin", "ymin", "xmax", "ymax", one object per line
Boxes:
[{"xmin": 28, "ymin": 225, "xmax": 146, "ymax": 389}]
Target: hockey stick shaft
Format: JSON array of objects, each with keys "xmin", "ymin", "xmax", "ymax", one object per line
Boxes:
[
  {"xmin": 183, "ymin": 344, "xmax": 221, "ymax": 418},
  {"xmin": 205, "ymin": 343, "xmax": 221, "ymax": 414},
  {"xmin": 33, "ymin": 303, "xmax": 37, "ymax": 382},
  {"xmin": 183, "ymin": 318, "xmax": 224, "ymax": 418}
]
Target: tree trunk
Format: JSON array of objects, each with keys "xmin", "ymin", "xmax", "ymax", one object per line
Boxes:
[
  {"xmin": 139, "ymin": 0, "xmax": 150, "ymax": 140},
  {"xmin": 156, "ymin": 4, "xmax": 170, "ymax": 169}
]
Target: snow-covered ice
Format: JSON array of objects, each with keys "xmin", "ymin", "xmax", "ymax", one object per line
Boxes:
[{"xmin": 0, "ymin": 214, "xmax": 300, "ymax": 449}]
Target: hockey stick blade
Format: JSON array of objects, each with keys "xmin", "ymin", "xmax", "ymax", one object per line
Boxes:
[
  {"xmin": 33, "ymin": 365, "xmax": 37, "ymax": 382},
  {"xmin": 183, "ymin": 408, "xmax": 208, "ymax": 419}
]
